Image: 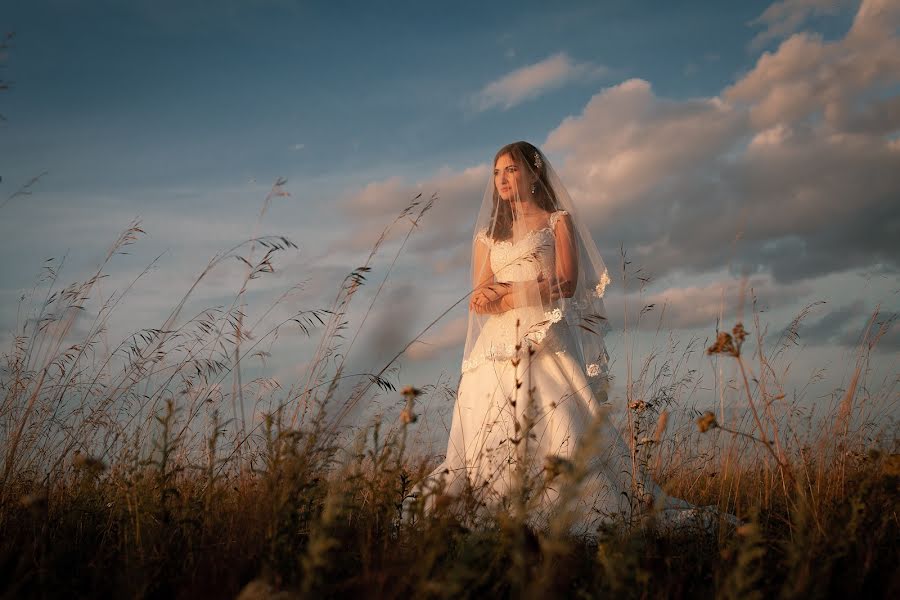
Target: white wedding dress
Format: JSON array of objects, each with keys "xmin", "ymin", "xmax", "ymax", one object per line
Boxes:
[{"xmin": 420, "ymin": 211, "xmax": 709, "ymax": 535}]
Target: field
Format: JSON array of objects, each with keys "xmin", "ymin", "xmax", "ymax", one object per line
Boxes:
[{"xmin": 1, "ymin": 208, "xmax": 898, "ymax": 599}]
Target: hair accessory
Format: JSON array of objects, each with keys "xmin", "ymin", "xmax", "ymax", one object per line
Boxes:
[{"xmin": 534, "ymin": 152, "xmax": 543, "ymax": 170}]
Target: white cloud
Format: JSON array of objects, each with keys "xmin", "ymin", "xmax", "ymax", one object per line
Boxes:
[
  {"xmin": 337, "ymin": 165, "xmax": 489, "ymax": 256},
  {"xmin": 545, "ymin": 78, "xmax": 743, "ymax": 220},
  {"xmin": 602, "ymin": 276, "xmax": 816, "ymax": 332},
  {"xmin": 749, "ymin": 0, "xmax": 854, "ymax": 49},
  {"xmin": 406, "ymin": 316, "xmax": 468, "ymax": 362},
  {"xmin": 542, "ymin": 0, "xmax": 900, "ymax": 286},
  {"xmin": 472, "ymin": 53, "xmax": 607, "ymax": 112},
  {"xmin": 729, "ymin": 0, "xmax": 900, "ymax": 130}
]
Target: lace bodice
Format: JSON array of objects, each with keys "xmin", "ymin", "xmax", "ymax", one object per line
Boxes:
[
  {"xmin": 476, "ymin": 210, "xmax": 568, "ymax": 283},
  {"xmin": 464, "ymin": 211, "xmax": 571, "ymax": 373}
]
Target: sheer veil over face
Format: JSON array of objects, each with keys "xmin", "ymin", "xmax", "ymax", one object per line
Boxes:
[{"xmin": 462, "ymin": 141, "xmax": 612, "ymax": 398}]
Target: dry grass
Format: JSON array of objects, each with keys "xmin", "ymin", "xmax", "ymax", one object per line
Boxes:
[{"xmin": 0, "ymin": 195, "xmax": 898, "ymax": 599}]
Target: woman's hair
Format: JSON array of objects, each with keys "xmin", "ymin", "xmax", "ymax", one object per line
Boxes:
[{"xmin": 490, "ymin": 141, "xmax": 559, "ymax": 241}]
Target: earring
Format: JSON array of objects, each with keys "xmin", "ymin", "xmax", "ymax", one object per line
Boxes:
[{"xmin": 531, "ymin": 182, "xmax": 536, "ymax": 195}]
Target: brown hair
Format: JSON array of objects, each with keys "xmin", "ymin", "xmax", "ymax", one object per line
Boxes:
[{"xmin": 490, "ymin": 141, "xmax": 558, "ymax": 241}]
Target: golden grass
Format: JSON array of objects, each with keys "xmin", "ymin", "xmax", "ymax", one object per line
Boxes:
[{"xmin": 0, "ymin": 204, "xmax": 897, "ymax": 599}]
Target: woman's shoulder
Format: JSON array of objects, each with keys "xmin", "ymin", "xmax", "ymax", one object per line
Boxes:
[
  {"xmin": 549, "ymin": 209, "xmax": 570, "ymax": 229},
  {"xmin": 475, "ymin": 227, "xmax": 492, "ymax": 245}
]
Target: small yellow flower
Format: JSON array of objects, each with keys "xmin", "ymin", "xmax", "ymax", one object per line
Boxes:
[
  {"xmin": 883, "ymin": 453, "xmax": 900, "ymax": 478},
  {"xmin": 20, "ymin": 489, "xmax": 48, "ymax": 511},
  {"xmin": 696, "ymin": 411, "xmax": 718, "ymax": 433},
  {"xmin": 72, "ymin": 450, "xmax": 106, "ymax": 473},
  {"xmin": 401, "ymin": 385, "xmax": 422, "ymax": 398},
  {"xmin": 544, "ymin": 455, "xmax": 575, "ymax": 480},
  {"xmin": 707, "ymin": 331, "xmax": 736, "ymax": 356}
]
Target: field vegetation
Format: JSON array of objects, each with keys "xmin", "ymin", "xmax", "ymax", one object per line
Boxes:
[{"xmin": 1, "ymin": 190, "xmax": 897, "ymax": 599}]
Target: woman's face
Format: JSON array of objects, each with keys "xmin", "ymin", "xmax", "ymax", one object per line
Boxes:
[{"xmin": 494, "ymin": 153, "xmax": 526, "ymax": 201}]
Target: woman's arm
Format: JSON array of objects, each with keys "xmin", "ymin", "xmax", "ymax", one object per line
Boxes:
[
  {"xmin": 475, "ymin": 213, "xmax": 578, "ymax": 314},
  {"xmin": 469, "ymin": 236, "xmax": 501, "ymax": 313},
  {"xmin": 553, "ymin": 211, "xmax": 578, "ymax": 298}
]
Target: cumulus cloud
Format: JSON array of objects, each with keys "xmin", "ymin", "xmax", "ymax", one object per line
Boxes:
[
  {"xmin": 795, "ymin": 299, "xmax": 866, "ymax": 344},
  {"xmin": 356, "ymin": 283, "xmax": 424, "ymax": 365},
  {"xmin": 545, "ymin": 78, "xmax": 744, "ymax": 218},
  {"xmin": 749, "ymin": 0, "xmax": 854, "ymax": 49},
  {"xmin": 602, "ymin": 275, "xmax": 815, "ymax": 332},
  {"xmin": 310, "ymin": 0, "xmax": 899, "ymax": 375},
  {"xmin": 337, "ymin": 164, "xmax": 489, "ymax": 258},
  {"xmin": 406, "ymin": 316, "xmax": 468, "ymax": 362},
  {"xmin": 867, "ymin": 311, "xmax": 900, "ymax": 351},
  {"xmin": 472, "ymin": 53, "xmax": 607, "ymax": 111},
  {"xmin": 767, "ymin": 300, "xmax": 899, "ymax": 351},
  {"xmin": 729, "ymin": 0, "xmax": 900, "ymax": 130},
  {"xmin": 543, "ymin": 0, "xmax": 900, "ymax": 287}
]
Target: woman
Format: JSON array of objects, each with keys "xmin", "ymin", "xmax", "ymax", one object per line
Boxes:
[{"xmin": 416, "ymin": 141, "xmax": 711, "ymax": 535}]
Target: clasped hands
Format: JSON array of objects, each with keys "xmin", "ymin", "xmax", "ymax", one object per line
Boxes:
[
  {"xmin": 468, "ymin": 283, "xmax": 508, "ymax": 315},
  {"xmin": 468, "ymin": 275, "xmax": 562, "ymax": 315}
]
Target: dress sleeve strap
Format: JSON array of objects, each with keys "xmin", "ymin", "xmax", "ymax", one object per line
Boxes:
[
  {"xmin": 475, "ymin": 227, "xmax": 492, "ymax": 246},
  {"xmin": 549, "ymin": 210, "xmax": 570, "ymax": 230}
]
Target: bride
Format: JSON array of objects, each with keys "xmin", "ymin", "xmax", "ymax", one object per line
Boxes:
[{"xmin": 413, "ymin": 141, "xmax": 715, "ymax": 535}]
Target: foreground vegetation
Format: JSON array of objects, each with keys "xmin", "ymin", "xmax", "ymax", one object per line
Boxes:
[
  {"xmin": 2, "ymin": 414, "xmax": 898, "ymax": 599},
  {"xmin": 1, "ymin": 198, "xmax": 897, "ymax": 598}
]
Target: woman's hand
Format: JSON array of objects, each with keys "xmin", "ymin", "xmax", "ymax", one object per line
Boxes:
[{"xmin": 469, "ymin": 284, "xmax": 508, "ymax": 314}]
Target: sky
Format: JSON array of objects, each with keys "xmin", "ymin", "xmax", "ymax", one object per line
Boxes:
[{"xmin": 1, "ymin": 0, "xmax": 898, "ymax": 445}]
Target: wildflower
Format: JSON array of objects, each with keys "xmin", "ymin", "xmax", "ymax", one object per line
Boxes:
[
  {"xmin": 401, "ymin": 385, "xmax": 422, "ymax": 398},
  {"xmin": 20, "ymin": 489, "xmax": 48, "ymax": 512},
  {"xmin": 586, "ymin": 363, "xmax": 601, "ymax": 377},
  {"xmin": 400, "ymin": 385, "xmax": 421, "ymax": 424},
  {"xmin": 883, "ymin": 453, "xmax": 900, "ymax": 478},
  {"xmin": 544, "ymin": 454, "xmax": 575, "ymax": 480},
  {"xmin": 707, "ymin": 323, "xmax": 749, "ymax": 357},
  {"xmin": 696, "ymin": 411, "xmax": 718, "ymax": 433},
  {"xmin": 629, "ymin": 399, "xmax": 647, "ymax": 412},
  {"xmin": 707, "ymin": 331, "xmax": 736, "ymax": 356},
  {"xmin": 72, "ymin": 450, "xmax": 106, "ymax": 473}
]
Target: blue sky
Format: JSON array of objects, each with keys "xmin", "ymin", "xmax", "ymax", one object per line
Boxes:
[
  {"xmin": 4, "ymin": 0, "xmax": 826, "ymax": 190},
  {"xmin": 1, "ymin": 0, "xmax": 897, "ymax": 440}
]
